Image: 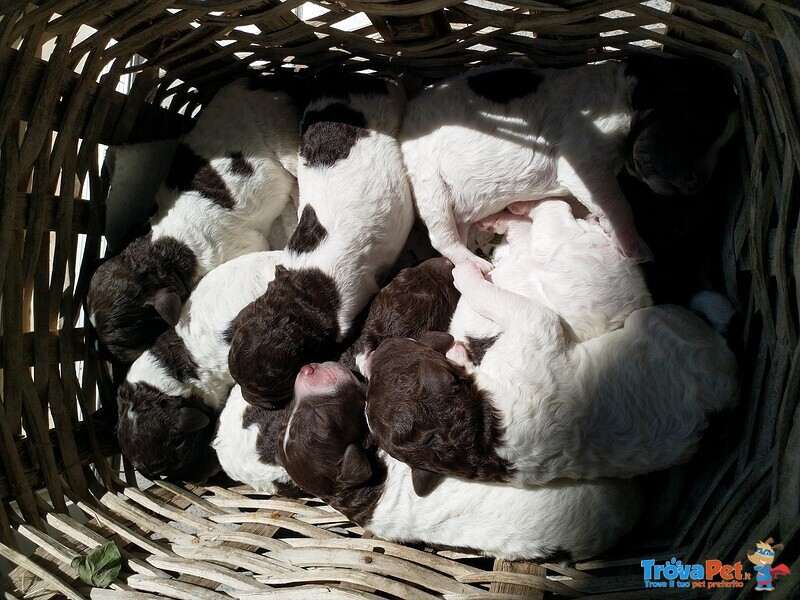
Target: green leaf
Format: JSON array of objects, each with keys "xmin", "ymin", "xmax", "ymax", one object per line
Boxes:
[{"xmin": 71, "ymin": 542, "xmax": 122, "ymax": 588}]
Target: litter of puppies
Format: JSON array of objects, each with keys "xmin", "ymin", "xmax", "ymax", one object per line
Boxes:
[{"xmin": 93, "ymin": 56, "xmax": 740, "ymax": 560}]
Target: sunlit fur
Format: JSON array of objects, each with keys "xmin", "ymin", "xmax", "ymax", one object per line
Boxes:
[
  {"xmin": 279, "ymin": 366, "xmax": 641, "ymax": 561},
  {"xmin": 450, "ymin": 258, "xmax": 738, "ymax": 486},
  {"xmin": 212, "ymin": 385, "xmax": 294, "ymax": 493},
  {"xmin": 89, "ymin": 78, "xmax": 300, "ymax": 362},
  {"xmin": 228, "ymin": 76, "xmax": 415, "ymax": 407},
  {"xmin": 400, "ymin": 61, "xmax": 648, "ymax": 270}
]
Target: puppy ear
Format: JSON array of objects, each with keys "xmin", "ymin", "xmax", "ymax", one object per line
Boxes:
[
  {"xmin": 340, "ymin": 444, "xmax": 372, "ymax": 486},
  {"xmin": 417, "ymin": 331, "xmax": 454, "ymax": 355},
  {"xmin": 175, "ymin": 407, "xmax": 210, "ymax": 433},
  {"xmin": 417, "ymin": 358, "xmax": 456, "ymax": 392},
  {"xmin": 772, "ymin": 543, "xmax": 784, "ymax": 552},
  {"xmin": 149, "ymin": 289, "xmax": 182, "ymax": 326},
  {"xmin": 412, "ymin": 467, "xmax": 442, "ymax": 497}
]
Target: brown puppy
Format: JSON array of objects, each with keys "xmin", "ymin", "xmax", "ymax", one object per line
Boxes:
[
  {"xmin": 365, "ymin": 333, "xmax": 511, "ymax": 495},
  {"xmin": 340, "ymin": 257, "xmax": 460, "ymax": 375}
]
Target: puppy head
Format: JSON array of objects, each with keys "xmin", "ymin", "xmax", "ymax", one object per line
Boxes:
[
  {"xmin": 277, "ymin": 362, "xmax": 372, "ymax": 499},
  {"xmin": 366, "ymin": 333, "xmax": 510, "ymax": 495},
  {"xmin": 228, "ymin": 266, "xmax": 341, "ymax": 407},
  {"xmin": 629, "ymin": 58, "xmax": 738, "ymax": 195},
  {"xmin": 341, "ymin": 257, "xmax": 460, "ymax": 372},
  {"xmin": 366, "ymin": 257, "xmax": 460, "ymax": 341},
  {"xmin": 116, "ymin": 381, "xmax": 219, "ymax": 482},
  {"xmin": 87, "ymin": 236, "xmax": 196, "ymax": 363}
]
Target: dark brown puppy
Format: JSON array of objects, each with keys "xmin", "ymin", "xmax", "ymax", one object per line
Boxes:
[
  {"xmin": 277, "ymin": 362, "xmax": 385, "ymax": 525},
  {"xmin": 116, "ymin": 381, "xmax": 220, "ymax": 483},
  {"xmin": 340, "ymin": 257, "xmax": 460, "ymax": 374},
  {"xmin": 228, "ymin": 265, "xmax": 341, "ymax": 407},
  {"xmin": 365, "ymin": 333, "xmax": 512, "ymax": 495}
]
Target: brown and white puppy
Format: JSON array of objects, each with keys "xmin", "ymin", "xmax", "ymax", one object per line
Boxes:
[
  {"xmin": 211, "ymin": 385, "xmax": 298, "ymax": 494},
  {"xmin": 400, "ymin": 57, "xmax": 737, "ymax": 272},
  {"xmin": 228, "ymin": 74, "xmax": 414, "ymax": 408},
  {"xmin": 365, "ymin": 266, "xmax": 738, "ymax": 494},
  {"xmin": 340, "ymin": 257, "xmax": 460, "ymax": 376},
  {"xmin": 116, "ymin": 381, "xmax": 219, "ymax": 482},
  {"xmin": 116, "ymin": 251, "xmax": 284, "ymax": 483},
  {"xmin": 365, "ymin": 332, "xmax": 510, "ymax": 495},
  {"xmin": 278, "ymin": 361, "xmax": 640, "ymax": 561},
  {"xmin": 88, "ymin": 76, "xmax": 304, "ymax": 363}
]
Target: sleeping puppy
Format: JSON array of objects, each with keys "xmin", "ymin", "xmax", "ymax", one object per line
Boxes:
[
  {"xmin": 450, "ymin": 198, "xmax": 651, "ymax": 369},
  {"xmin": 339, "ymin": 257, "xmax": 460, "ymax": 376},
  {"xmin": 116, "ymin": 251, "xmax": 284, "ymax": 482},
  {"xmin": 88, "ymin": 76, "xmax": 304, "ymax": 363},
  {"xmin": 228, "ymin": 74, "xmax": 414, "ymax": 407},
  {"xmin": 277, "ymin": 361, "xmax": 640, "ymax": 561},
  {"xmin": 400, "ymin": 57, "xmax": 737, "ymax": 272},
  {"xmin": 211, "ymin": 385, "xmax": 297, "ymax": 493},
  {"xmin": 366, "ymin": 266, "xmax": 739, "ymax": 494}
]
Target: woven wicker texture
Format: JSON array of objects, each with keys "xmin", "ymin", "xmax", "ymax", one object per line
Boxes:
[{"xmin": 0, "ymin": 0, "xmax": 798, "ymax": 598}]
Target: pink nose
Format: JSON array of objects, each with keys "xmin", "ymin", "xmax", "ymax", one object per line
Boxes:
[{"xmin": 300, "ymin": 364, "xmax": 317, "ymax": 376}]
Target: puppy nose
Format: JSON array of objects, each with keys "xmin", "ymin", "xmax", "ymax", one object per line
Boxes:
[{"xmin": 300, "ymin": 364, "xmax": 317, "ymax": 376}]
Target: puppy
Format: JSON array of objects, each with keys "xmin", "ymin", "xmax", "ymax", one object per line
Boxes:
[
  {"xmin": 400, "ymin": 58, "xmax": 737, "ymax": 271},
  {"xmin": 366, "ymin": 266, "xmax": 738, "ymax": 492},
  {"xmin": 228, "ymin": 74, "xmax": 414, "ymax": 407},
  {"xmin": 448, "ymin": 199, "xmax": 651, "ymax": 371},
  {"xmin": 88, "ymin": 76, "xmax": 304, "ymax": 362},
  {"xmin": 339, "ymin": 257, "xmax": 460, "ymax": 376},
  {"xmin": 212, "ymin": 385, "xmax": 297, "ymax": 493},
  {"xmin": 278, "ymin": 361, "xmax": 640, "ymax": 561},
  {"xmin": 116, "ymin": 251, "xmax": 284, "ymax": 482}
]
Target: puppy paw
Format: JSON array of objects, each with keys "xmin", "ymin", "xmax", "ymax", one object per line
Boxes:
[
  {"xmin": 506, "ymin": 200, "xmax": 536, "ymax": 216},
  {"xmin": 453, "ymin": 259, "xmax": 488, "ymax": 292},
  {"xmin": 474, "ymin": 210, "xmax": 531, "ymax": 235},
  {"xmin": 612, "ymin": 228, "xmax": 654, "ymax": 263}
]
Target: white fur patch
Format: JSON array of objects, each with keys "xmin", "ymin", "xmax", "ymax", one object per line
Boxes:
[{"xmin": 213, "ymin": 386, "xmax": 293, "ymax": 493}]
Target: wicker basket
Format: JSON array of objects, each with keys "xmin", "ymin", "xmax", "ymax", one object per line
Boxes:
[{"xmin": 1, "ymin": 1, "xmax": 798, "ymax": 598}]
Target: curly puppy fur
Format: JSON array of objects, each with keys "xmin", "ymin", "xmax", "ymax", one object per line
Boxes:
[
  {"xmin": 340, "ymin": 257, "xmax": 460, "ymax": 375},
  {"xmin": 88, "ymin": 76, "xmax": 303, "ymax": 363},
  {"xmin": 228, "ymin": 73, "xmax": 414, "ymax": 407},
  {"xmin": 278, "ymin": 361, "xmax": 640, "ymax": 561},
  {"xmin": 116, "ymin": 251, "xmax": 284, "ymax": 482},
  {"xmin": 365, "ymin": 261, "xmax": 738, "ymax": 491}
]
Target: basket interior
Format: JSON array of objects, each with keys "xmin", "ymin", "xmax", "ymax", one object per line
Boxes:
[{"xmin": 0, "ymin": 1, "xmax": 798, "ymax": 598}]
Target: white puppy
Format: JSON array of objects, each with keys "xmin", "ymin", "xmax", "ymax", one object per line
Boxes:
[{"xmin": 400, "ymin": 61, "xmax": 647, "ymax": 272}]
